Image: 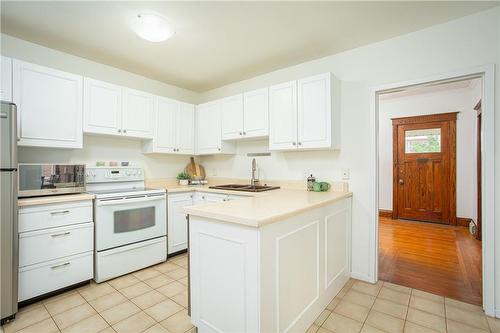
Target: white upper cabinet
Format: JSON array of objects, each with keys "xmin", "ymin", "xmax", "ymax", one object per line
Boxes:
[
  {"xmin": 177, "ymin": 102, "xmax": 195, "ymax": 154},
  {"xmin": 1, "ymin": 56, "xmax": 12, "ymax": 102},
  {"xmin": 196, "ymin": 100, "xmax": 235, "ymax": 155},
  {"xmin": 269, "ymin": 80, "xmax": 297, "ymax": 150},
  {"xmin": 83, "ymin": 78, "xmax": 122, "ymax": 136},
  {"xmin": 243, "ymin": 88, "xmax": 269, "ymax": 138},
  {"xmin": 122, "ymin": 88, "xmax": 154, "ymax": 139},
  {"xmin": 297, "ymin": 73, "xmax": 332, "ymax": 149},
  {"xmin": 269, "ymin": 73, "xmax": 339, "ymax": 151},
  {"xmin": 221, "ymin": 89, "xmax": 269, "ymax": 141},
  {"xmin": 221, "ymin": 94, "xmax": 244, "ymax": 140},
  {"xmin": 143, "ymin": 98, "xmax": 195, "ymax": 155},
  {"xmin": 13, "ymin": 59, "xmax": 83, "ymax": 149}
]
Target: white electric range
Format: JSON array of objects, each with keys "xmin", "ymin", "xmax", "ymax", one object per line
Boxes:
[{"xmin": 86, "ymin": 167, "xmax": 167, "ymax": 282}]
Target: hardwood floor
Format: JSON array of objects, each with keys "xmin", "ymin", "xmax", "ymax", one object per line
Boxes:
[{"xmin": 378, "ymin": 217, "xmax": 482, "ymax": 305}]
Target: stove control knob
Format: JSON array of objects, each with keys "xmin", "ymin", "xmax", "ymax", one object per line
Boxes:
[
  {"xmin": 126, "ymin": 171, "xmax": 131, "ymax": 176},
  {"xmin": 137, "ymin": 170, "xmax": 142, "ymax": 175}
]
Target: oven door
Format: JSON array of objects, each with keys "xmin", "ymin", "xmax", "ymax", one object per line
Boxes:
[{"xmin": 95, "ymin": 193, "xmax": 166, "ymax": 251}]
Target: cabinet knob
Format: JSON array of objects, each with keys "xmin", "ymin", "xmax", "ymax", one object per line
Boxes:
[
  {"xmin": 292, "ymin": 142, "xmax": 296, "ymax": 146},
  {"xmin": 243, "ymin": 132, "xmax": 246, "ymax": 135},
  {"xmin": 118, "ymin": 129, "xmax": 121, "ymax": 133},
  {"xmin": 218, "ymin": 148, "xmax": 221, "ymax": 151},
  {"xmin": 202, "ymin": 196, "xmax": 205, "ymax": 200},
  {"xmin": 123, "ymin": 129, "xmax": 127, "ymax": 133},
  {"xmin": 298, "ymin": 142, "xmax": 302, "ymax": 146},
  {"xmin": 239, "ymin": 132, "xmax": 242, "ymax": 135}
]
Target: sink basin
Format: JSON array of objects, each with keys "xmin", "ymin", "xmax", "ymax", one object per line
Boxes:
[{"xmin": 208, "ymin": 184, "xmax": 280, "ymax": 192}]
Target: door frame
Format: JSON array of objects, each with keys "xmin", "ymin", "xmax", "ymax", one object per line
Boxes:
[
  {"xmin": 368, "ymin": 64, "xmax": 495, "ymax": 316},
  {"xmin": 391, "ymin": 112, "xmax": 457, "ymax": 225}
]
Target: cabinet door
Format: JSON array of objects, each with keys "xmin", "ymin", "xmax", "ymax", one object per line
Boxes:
[
  {"xmin": 1, "ymin": 56, "xmax": 12, "ymax": 102},
  {"xmin": 297, "ymin": 73, "xmax": 331, "ymax": 149},
  {"xmin": 177, "ymin": 102, "xmax": 195, "ymax": 154},
  {"xmin": 167, "ymin": 193, "xmax": 193, "ymax": 254},
  {"xmin": 122, "ymin": 88, "xmax": 154, "ymax": 139},
  {"xmin": 83, "ymin": 78, "xmax": 122, "ymax": 136},
  {"xmin": 221, "ymin": 94, "xmax": 244, "ymax": 140},
  {"xmin": 269, "ymin": 81, "xmax": 297, "ymax": 150},
  {"xmin": 154, "ymin": 97, "xmax": 178, "ymax": 153},
  {"xmin": 13, "ymin": 60, "xmax": 83, "ymax": 148},
  {"xmin": 243, "ymin": 88, "xmax": 268, "ymax": 138},
  {"xmin": 196, "ymin": 101, "xmax": 222, "ymax": 154},
  {"xmin": 202, "ymin": 193, "xmax": 226, "ymax": 203}
]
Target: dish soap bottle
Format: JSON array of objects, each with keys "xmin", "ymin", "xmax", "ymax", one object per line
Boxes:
[{"xmin": 307, "ymin": 174, "xmax": 316, "ymax": 191}]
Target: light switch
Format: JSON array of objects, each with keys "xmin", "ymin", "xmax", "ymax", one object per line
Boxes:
[{"xmin": 342, "ymin": 168, "xmax": 350, "ymax": 180}]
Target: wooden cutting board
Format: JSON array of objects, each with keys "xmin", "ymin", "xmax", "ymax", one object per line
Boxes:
[{"xmin": 184, "ymin": 157, "xmax": 206, "ymax": 180}]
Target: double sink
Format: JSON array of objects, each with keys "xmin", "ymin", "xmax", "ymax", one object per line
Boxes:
[{"xmin": 208, "ymin": 184, "xmax": 280, "ymax": 192}]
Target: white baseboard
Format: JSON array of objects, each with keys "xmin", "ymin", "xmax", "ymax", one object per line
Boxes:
[
  {"xmin": 350, "ymin": 272, "xmax": 375, "ymax": 283},
  {"xmin": 493, "ymin": 309, "xmax": 500, "ymax": 318}
]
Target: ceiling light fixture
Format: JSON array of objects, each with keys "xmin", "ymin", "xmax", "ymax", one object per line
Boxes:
[{"xmin": 132, "ymin": 13, "xmax": 174, "ymax": 42}]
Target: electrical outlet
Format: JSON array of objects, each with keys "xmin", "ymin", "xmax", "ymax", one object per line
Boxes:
[{"xmin": 342, "ymin": 168, "xmax": 350, "ymax": 180}]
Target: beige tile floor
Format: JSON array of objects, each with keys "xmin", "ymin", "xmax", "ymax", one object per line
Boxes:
[
  {"xmin": 1, "ymin": 253, "xmax": 193, "ymax": 333},
  {"xmin": 3, "ymin": 253, "xmax": 500, "ymax": 333},
  {"xmin": 308, "ymin": 279, "xmax": 500, "ymax": 333}
]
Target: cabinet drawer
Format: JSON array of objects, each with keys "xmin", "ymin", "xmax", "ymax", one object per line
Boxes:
[
  {"xmin": 19, "ymin": 222, "xmax": 94, "ymax": 267},
  {"xmin": 18, "ymin": 252, "xmax": 93, "ymax": 302},
  {"xmin": 19, "ymin": 200, "xmax": 93, "ymax": 233}
]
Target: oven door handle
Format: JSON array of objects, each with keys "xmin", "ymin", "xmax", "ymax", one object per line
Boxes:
[{"xmin": 97, "ymin": 195, "xmax": 166, "ymax": 206}]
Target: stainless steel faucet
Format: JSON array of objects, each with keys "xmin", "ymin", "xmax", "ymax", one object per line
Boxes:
[{"xmin": 251, "ymin": 158, "xmax": 260, "ymax": 186}]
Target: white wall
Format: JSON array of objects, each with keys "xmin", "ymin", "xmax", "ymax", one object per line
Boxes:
[
  {"xmin": 1, "ymin": 34, "xmax": 198, "ymax": 179},
  {"xmin": 17, "ymin": 135, "xmax": 190, "ymax": 180},
  {"xmin": 197, "ymin": 7, "xmax": 500, "ymax": 299},
  {"xmin": 378, "ymin": 81, "xmax": 481, "ymax": 222}
]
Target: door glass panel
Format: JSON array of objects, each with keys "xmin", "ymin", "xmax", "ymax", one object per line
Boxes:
[
  {"xmin": 114, "ymin": 206, "xmax": 155, "ymax": 233},
  {"xmin": 405, "ymin": 128, "xmax": 441, "ymax": 153}
]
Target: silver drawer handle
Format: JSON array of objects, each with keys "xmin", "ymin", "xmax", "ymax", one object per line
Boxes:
[
  {"xmin": 51, "ymin": 232, "xmax": 71, "ymax": 238},
  {"xmin": 50, "ymin": 210, "xmax": 70, "ymax": 215},
  {"xmin": 50, "ymin": 262, "xmax": 71, "ymax": 270}
]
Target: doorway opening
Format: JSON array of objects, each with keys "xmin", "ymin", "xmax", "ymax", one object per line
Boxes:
[{"xmin": 377, "ymin": 77, "xmax": 483, "ymax": 305}]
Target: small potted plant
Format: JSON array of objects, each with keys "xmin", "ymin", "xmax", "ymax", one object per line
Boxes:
[{"xmin": 176, "ymin": 171, "xmax": 190, "ymax": 186}]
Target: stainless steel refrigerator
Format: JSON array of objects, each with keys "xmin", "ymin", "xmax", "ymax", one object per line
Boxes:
[{"xmin": 1, "ymin": 101, "xmax": 18, "ymax": 324}]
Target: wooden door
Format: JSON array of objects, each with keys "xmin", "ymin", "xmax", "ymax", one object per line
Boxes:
[{"xmin": 392, "ymin": 113, "xmax": 457, "ymax": 224}]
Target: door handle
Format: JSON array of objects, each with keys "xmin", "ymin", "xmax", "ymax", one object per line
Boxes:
[
  {"xmin": 51, "ymin": 232, "xmax": 71, "ymax": 238},
  {"xmin": 399, "ymin": 179, "xmax": 404, "ymax": 185}
]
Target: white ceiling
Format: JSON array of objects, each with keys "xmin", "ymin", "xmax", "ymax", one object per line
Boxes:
[{"xmin": 1, "ymin": 2, "xmax": 497, "ymax": 92}]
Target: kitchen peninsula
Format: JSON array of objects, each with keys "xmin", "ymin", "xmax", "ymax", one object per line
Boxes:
[{"xmin": 184, "ymin": 188, "xmax": 352, "ymax": 333}]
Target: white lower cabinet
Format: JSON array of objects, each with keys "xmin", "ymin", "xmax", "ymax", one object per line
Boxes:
[
  {"xmin": 190, "ymin": 196, "xmax": 352, "ymax": 333},
  {"xmin": 168, "ymin": 193, "xmax": 194, "ymax": 255},
  {"xmin": 168, "ymin": 191, "xmax": 245, "ymax": 255},
  {"xmin": 17, "ymin": 200, "xmax": 94, "ymax": 301},
  {"xmin": 18, "ymin": 252, "xmax": 93, "ymax": 302},
  {"xmin": 19, "ymin": 222, "xmax": 93, "ymax": 267}
]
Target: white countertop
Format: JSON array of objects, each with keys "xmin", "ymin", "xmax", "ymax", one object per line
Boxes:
[
  {"xmin": 183, "ymin": 188, "xmax": 352, "ymax": 228},
  {"xmin": 18, "ymin": 193, "xmax": 96, "ymax": 207}
]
